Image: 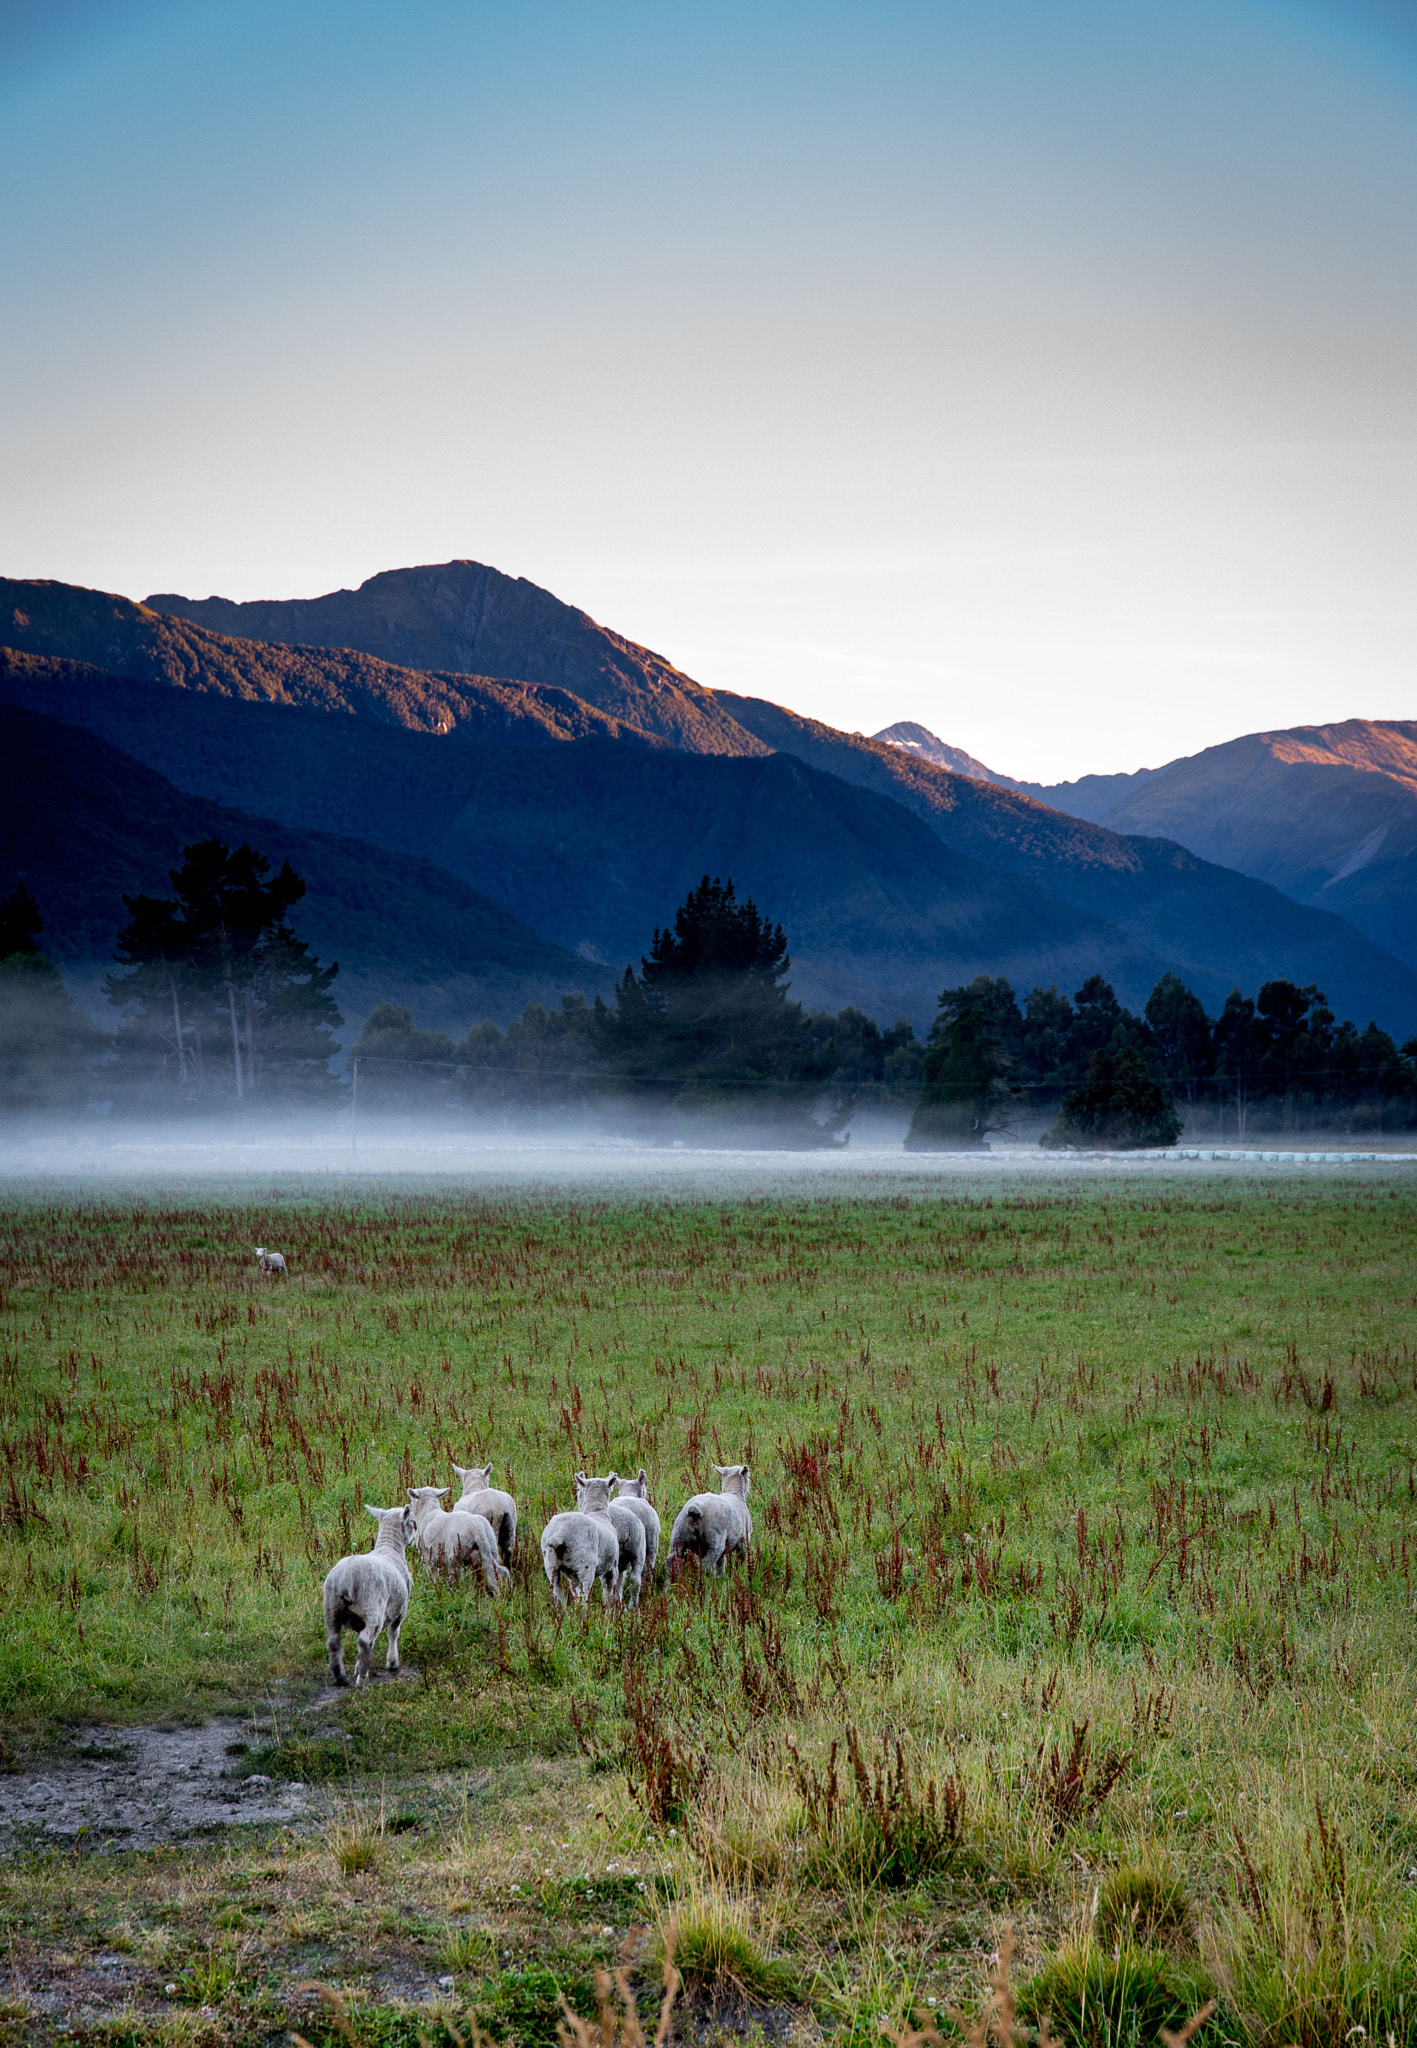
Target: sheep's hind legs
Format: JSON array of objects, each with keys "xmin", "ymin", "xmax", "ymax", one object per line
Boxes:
[
  {"xmin": 385, "ymin": 1616, "xmax": 403, "ymax": 1671},
  {"xmin": 327, "ymin": 1631, "xmax": 349, "ymax": 1687}
]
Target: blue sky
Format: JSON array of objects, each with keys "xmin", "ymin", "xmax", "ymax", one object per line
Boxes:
[{"xmin": 2, "ymin": 0, "xmax": 1414, "ymax": 778}]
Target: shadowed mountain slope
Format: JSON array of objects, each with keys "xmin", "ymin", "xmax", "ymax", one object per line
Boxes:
[
  {"xmin": 714, "ymin": 693, "xmax": 1417, "ymax": 1029},
  {"xmin": 0, "ymin": 703, "xmax": 608, "ymax": 1034},
  {"xmin": 0, "ymin": 579, "xmax": 673, "ymax": 748},
  {"xmin": 0, "ymin": 651, "xmax": 1164, "ymax": 1024},
  {"xmin": 143, "ymin": 561, "xmax": 760, "ymax": 754},
  {"xmin": 1081, "ymin": 723, "xmax": 1417, "ymax": 974}
]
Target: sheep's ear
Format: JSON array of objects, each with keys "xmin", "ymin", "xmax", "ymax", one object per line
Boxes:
[
  {"xmin": 713, "ymin": 1464, "xmax": 728, "ymax": 1476},
  {"xmin": 365, "ymin": 1504, "xmax": 382, "ymax": 1522},
  {"xmin": 607, "ymin": 1471, "xmax": 618, "ymax": 1487},
  {"xmin": 575, "ymin": 1470, "xmax": 586, "ymax": 1486},
  {"xmin": 638, "ymin": 1467, "xmax": 648, "ymax": 1487},
  {"xmin": 450, "ymin": 1463, "xmax": 468, "ymax": 1481}
]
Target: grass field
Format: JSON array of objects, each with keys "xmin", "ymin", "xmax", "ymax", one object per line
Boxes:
[{"xmin": 0, "ymin": 1165, "xmax": 1414, "ymax": 2048}]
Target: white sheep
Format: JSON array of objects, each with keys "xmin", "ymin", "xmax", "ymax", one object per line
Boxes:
[
  {"xmin": 576, "ymin": 1470, "xmax": 647, "ymax": 1607},
  {"xmin": 323, "ymin": 1503, "xmax": 415, "ymax": 1687},
  {"xmin": 406, "ymin": 1485, "xmax": 509, "ymax": 1597},
  {"xmin": 611, "ymin": 1468, "xmax": 661, "ymax": 1585},
  {"xmin": 254, "ymin": 1246, "xmax": 287, "ymax": 1277},
  {"xmin": 450, "ymin": 1460, "xmax": 518, "ymax": 1569},
  {"xmin": 669, "ymin": 1464, "xmax": 753, "ymax": 1576},
  {"xmin": 540, "ymin": 1479, "xmax": 620, "ymax": 1608}
]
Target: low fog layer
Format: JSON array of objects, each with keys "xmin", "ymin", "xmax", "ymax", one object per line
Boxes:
[{"xmin": 2, "ymin": 1116, "xmax": 1413, "ymax": 1194}]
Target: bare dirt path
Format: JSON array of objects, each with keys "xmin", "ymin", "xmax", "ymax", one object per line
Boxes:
[{"xmin": 0, "ymin": 1717, "xmax": 310, "ymax": 1849}]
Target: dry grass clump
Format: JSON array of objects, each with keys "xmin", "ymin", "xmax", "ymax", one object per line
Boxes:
[
  {"xmin": 330, "ymin": 1811, "xmax": 382, "ymax": 1877},
  {"xmin": 654, "ymin": 1877, "xmax": 796, "ymax": 2002}
]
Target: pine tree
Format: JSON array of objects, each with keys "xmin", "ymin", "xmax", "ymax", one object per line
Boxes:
[
  {"xmin": 591, "ymin": 876, "xmax": 842, "ymax": 1145},
  {"xmin": 107, "ymin": 839, "xmax": 341, "ymax": 1110}
]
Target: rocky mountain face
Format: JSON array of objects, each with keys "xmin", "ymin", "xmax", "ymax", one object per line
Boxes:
[
  {"xmin": 0, "ymin": 703, "xmax": 607, "ymax": 1033},
  {"xmin": 867, "ymin": 712, "xmax": 1417, "ymax": 980},
  {"xmin": 0, "ymin": 580, "xmax": 673, "ymax": 747},
  {"xmin": 143, "ymin": 561, "xmax": 759, "ymax": 755},
  {"xmin": 871, "ymin": 721, "xmax": 1000, "ymax": 783},
  {"xmin": 1087, "ymin": 723, "xmax": 1417, "ymax": 973},
  {"xmin": 711, "ymin": 693, "xmax": 1417, "ymax": 1027}
]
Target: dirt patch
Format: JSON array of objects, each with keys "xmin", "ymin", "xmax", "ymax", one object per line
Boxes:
[{"xmin": 0, "ymin": 1717, "xmax": 312, "ymax": 1851}]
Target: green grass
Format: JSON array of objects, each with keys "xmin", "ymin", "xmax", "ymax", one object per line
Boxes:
[{"xmin": 0, "ymin": 1168, "xmax": 1414, "ymax": 2045}]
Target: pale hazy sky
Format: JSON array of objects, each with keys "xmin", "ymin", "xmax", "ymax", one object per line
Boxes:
[{"xmin": 2, "ymin": 0, "xmax": 1415, "ymax": 780}]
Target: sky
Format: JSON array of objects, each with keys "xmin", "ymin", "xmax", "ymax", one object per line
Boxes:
[{"xmin": 2, "ymin": 0, "xmax": 1415, "ymax": 782}]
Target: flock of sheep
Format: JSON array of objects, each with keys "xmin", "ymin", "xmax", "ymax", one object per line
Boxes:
[
  {"xmin": 322, "ymin": 1461, "xmax": 754, "ymax": 1687},
  {"xmin": 256, "ymin": 1245, "xmax": 755, "ymax": 1687}
]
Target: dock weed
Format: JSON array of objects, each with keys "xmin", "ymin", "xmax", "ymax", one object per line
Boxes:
[{"xmin": 0, "ymin": 1170, "xmax": 1414, "ymax": 2038}]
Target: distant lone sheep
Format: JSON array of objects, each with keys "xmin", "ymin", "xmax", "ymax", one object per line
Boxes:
[
  {"xmin": 255, "ymin": 1246, "xmax": 287, "ymax": 1277},
  {"xmin": 669, "ymin": 1464, "xmax": 753, "ymax": 1576},
  {"xmin": 611, "ymin": 1468, "xmax": 661, "ymax": 1584},
  {"xmin": 323, "ymin": 1503, "xmax": 415, "ymax": 1687},
  {"xmin": 406, "ymin": 1485, "xmax": 509, "ymax": 1597},
  {"xmin": 577, "ymin": 1469, "xmax": 647, "ymax": 1606},
  {"xmin": 451, "ymin": 1460, "xmax": 518, "ymax": 1568}
]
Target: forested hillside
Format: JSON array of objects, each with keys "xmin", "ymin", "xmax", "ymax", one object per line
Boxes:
[{"xmin": 0, "ymin": 705, "xmax": 607, "ymax": 1031}]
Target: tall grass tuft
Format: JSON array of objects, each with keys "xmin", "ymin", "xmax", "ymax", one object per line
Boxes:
[{"xmin": 789, "ymin": 1724, "xmax": 966, "ymax": 1885}]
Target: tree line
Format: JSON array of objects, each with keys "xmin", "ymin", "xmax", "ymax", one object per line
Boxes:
[
  {"xmin": 2, "ymin": 845, "xmax": 1414, "ymax": 1144},
  {"xmin": 907, "ymin": 970, "xmax": 1417, "ymax": 1146}
]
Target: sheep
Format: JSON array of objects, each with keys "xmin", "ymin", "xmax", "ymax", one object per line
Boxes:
[
  {"xmin": 254, "ymin": 1246, "xmax": 287, "ymax": 1277},
  {"xmin": 576, "ymin": 1469, "xmax": 647, "ymax": 1607},
  {"xmin": 450, "ymin": 1460, "xmax": 518, "ymax": 1568},
  {"xmin": 669, "ymin": 1464, "xmax": 753, "ymax": 1576},
  {"xmin": 406, "ymin": 1485, "xmax": 509, "ymax": 1597},
  {"xmin": 540, "ymin": 1479, "xmax": 620, "ymax": 1608},
  {"xmin": 322, "ymin": 1503, "xmax": 415, "ymax": 1687},
  {"xmin": 612, "ymin": 1468, "xmax": 661, "ymax": 1583}
]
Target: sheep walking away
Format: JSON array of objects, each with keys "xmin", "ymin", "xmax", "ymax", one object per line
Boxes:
[
  {"xmin": 407, "ymin": 1485, "xmax": 509, "ymax": 1595},
  {"xmin": 451, "ymin": 1459, "xmax": 518, "ymax": 1568},
  {"xmin": 576, "ymin": 1469, "xmax": 647, "ymax": 1606},
  {"xmin": 323, "ymin": 1504, "xmax": 415, "ymax": 1687},
  {"xmin": 612, "ymin": 1468, "xmax": 661, "ymax": 1582},
  {"xmin": 540, "ymin": 1479, "xmax": 620, "ymax": 1607},
  {"xmin": 669, "ymin": 1464, "xmax": 753, "ymax": 1575}
]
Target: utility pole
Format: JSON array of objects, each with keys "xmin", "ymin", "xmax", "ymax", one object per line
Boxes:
[{"xmin": 351, "ymin": 1057, "xmax": 359, "ymax": 1159}]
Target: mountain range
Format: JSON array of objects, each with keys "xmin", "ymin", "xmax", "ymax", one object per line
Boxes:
[
  {"xmin": 3, "ymin": 564, "xmax": 1415, "ymax": 1038},
  {"xmin": 875, "ymin": 717, "xmax": 1417, "ymax": 976}
]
